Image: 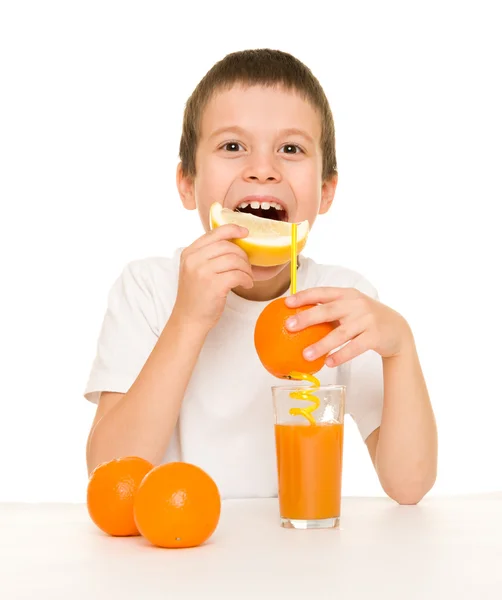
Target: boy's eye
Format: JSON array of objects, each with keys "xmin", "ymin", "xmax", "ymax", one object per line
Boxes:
[
  {"xmin": 221, "ymin": 142, "xmax": 243, "ymax": 152},
  {"xmin": 220, "ymin": 142, "xmax": 304, "ymax": 154},
  {"xmin": 279, "ymin": 144, "xmax": 303, "ymax": 154}
]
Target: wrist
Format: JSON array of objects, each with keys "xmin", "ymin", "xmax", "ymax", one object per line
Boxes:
[
  {"xmin": 168, "ymin": 305, "xmax": 213, "ymax": 339},
  {"xmin": 384, "ymin": 321, "xmax": 416, "ymax": 362}
]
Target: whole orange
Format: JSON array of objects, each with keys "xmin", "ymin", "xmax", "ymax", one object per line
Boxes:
[
  {"xmin": 254, "ymin": 297, "xmax": 334, "ymax": 378},
  {"xmin": 133, "ymin": 462, "xmax": 221, "ymax": 549},
  {"xmin": 87, "ymin": 456, "xmax": 153, "ymax": 536}
]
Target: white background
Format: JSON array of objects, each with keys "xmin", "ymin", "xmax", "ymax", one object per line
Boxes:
[{"xmin": 0, "ymin": 1, "xmax": 500, "ymax": 502}]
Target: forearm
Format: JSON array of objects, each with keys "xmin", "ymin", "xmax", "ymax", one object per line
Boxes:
[
  {"xmin": 87, "ymin": 309, "xmax": 209, "ymax": 471},
  {"xmin": 375, "ymin": 334, "xmax": 438, "ymax": 504}
]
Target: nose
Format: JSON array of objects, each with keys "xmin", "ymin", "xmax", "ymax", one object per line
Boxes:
[{"xmin": 242, "ymin": 152, "xmax": 282, "ymax": 183}]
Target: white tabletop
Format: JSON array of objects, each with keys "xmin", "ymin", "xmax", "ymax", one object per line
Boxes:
[{"xmin": 1, "ymin": 494, "xmax": 501, "ymax": 599}]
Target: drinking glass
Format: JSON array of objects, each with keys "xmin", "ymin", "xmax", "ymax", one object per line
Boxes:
[{"xmin": 272, "ymin": 383, "xmax": 345, "ymax": 529}]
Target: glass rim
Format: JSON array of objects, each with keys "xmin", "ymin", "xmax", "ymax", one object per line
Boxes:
[{"xmin": 271, "ymin": 383, "xmax": 346, "ymax": 393}]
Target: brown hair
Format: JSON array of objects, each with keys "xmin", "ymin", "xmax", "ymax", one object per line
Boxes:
[{"xmin": 179, "ymin": 48, "xmax": 337, "ymax": 181}]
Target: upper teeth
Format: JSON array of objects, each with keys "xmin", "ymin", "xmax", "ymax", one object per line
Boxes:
[{"xmin": 237, "ymin": 201, "xmax": 285, "ymax": 211}]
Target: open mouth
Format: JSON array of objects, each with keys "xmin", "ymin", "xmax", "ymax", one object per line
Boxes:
[{"xmin": 234, "ymin": 200, "xmax": 288, "ymax": 222}]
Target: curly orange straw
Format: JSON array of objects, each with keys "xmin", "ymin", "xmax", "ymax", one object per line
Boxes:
[{"xmin": 288, "ymin": 222, "xmax": 320, "ymax": 425}]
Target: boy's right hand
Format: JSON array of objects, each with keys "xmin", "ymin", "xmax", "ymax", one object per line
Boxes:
[{"xmin": 172, "ymin": 224, "xmax": 253, "ymax": 331}]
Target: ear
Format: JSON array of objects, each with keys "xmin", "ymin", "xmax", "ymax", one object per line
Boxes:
[
  {"xmin": 319, "ymin": 173, "xmax": 338, "ymax": 215},
  {"xmin": 176, "ymin": 162, "xmax": 196, "ymax": 210}
]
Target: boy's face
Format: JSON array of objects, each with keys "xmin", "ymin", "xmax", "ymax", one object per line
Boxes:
[{"xmin": 177, "ymin": 84, "xmax": 337, "ymax": 282}]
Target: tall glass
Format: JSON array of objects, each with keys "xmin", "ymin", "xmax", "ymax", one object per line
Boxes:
[{"xmin": 272, "ymin": 383, "xmax": 345, "ymax": 529}]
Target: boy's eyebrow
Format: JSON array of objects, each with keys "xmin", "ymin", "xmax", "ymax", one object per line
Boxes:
[
  {"xmin": 280, "ymin": 128, "xmax": 315, "ymax": 144},
  {"xmin": 208, "ymin": 126, "xmax": 315, "ymax": 144},
  {"xmin": 208, "ymin": 126, "xmax": 248, "ymax": 140}
]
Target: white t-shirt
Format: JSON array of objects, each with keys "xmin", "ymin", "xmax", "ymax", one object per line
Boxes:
[{"xmin": 84, "ymin": 249, "xmax": 383, "ymax": 499}]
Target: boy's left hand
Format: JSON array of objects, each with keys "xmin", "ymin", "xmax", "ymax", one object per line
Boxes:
[{"xmin": 285, "ymin": 287, "xmax": 413, "ymax": 367}]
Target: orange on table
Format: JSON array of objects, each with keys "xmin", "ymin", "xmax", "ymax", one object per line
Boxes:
[
  {"xmin": 254, "ymin": 297, "xmax": 334, "ymax": 378},
  {"xmin": 133, "ymin": 462, "xmax": 221, "ymax": 549},
  {"xmin": 87, "ymin": 456, "xmax": 153, "ymax": 536}
]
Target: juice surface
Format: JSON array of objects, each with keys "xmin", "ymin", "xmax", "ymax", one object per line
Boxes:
[{"xmin": 275, "ymin": 422, "xmax": 344, "ymax": 520}]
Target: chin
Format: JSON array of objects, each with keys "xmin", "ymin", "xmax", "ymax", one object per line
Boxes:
[{"xmin": 251, "ymin": 263, "xmax": 288, "ymax": 282}]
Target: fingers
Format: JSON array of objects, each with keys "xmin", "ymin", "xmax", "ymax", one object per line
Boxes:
[
  {"xmin": 211, "ymin": 253, "xmax": 253, "ymax": 279},
  {"xmin": 286, "ymin": 300, "xmax": 352, "ymax": 331},
  {"xmin": 303, "ymin": 317, "xmax": 368, "ymax": 362},
  {"xmin": 201, "ymin": 240, "xmax": 249, "ymax": 262},
  {"xmin": 182, "ymin": 239, "xmax": 253, "ymax": 289},
  {"xmin": 190, "ymin": 224, "xmax": 249, "ymax": 251},
  {"xmin": 325, "ymin": 332, "xmax": 373, "ymax": 367},
  {"xmin": 285, "ymin": 287, "xmax": 352, "ymax": 307},
  {"xmin": 218, "ymin": 270, "xmax": 254, "ymax": 290},
  {"xmin": 181, "ymin": 239, "xmax": 252, "ymax": 278}
]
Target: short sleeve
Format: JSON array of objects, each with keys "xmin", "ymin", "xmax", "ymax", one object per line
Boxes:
[
  {"xmin": 345, "ymin": 349, "xmax": 384, "ymax": 440},
  {"xmin": 84, "ymin": 261, "xmax": 160, "ymax": 404},
  {"xmin": 347, "ymin": 275, "xmax": 383, "ymax": 440}
]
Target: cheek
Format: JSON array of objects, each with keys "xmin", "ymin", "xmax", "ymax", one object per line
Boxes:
[
  {"xmin": 289, "ymin": 166, "xmax": 323, "ymax": 220},
  {"xmin": 196, "ymin": 156, "xmax": 236, "ymax": 199},
  {"xmin": 288, "ymin": 160, "xmax": 322, "ymax": 192}
]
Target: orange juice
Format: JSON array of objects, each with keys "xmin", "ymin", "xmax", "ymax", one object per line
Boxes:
[{"xmin": 275, "ymin": 422, "xmax": 344, "ymax": 520}]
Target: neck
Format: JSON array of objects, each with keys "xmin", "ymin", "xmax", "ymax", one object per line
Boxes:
[{"xmin": 232, "ymin": 262, "xmax": 293, "ymax": 302}]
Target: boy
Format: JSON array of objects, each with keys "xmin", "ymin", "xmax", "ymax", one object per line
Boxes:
[{"xmin": 84, "ymin": 49, "xmax": 437, "ymax": 504}]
